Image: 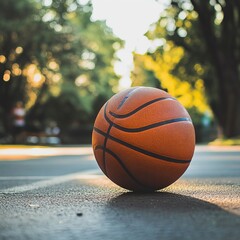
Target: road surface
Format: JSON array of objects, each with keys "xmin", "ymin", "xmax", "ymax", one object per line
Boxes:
[{"xmin": 0, "ymin": 145, "xmax": 239, "ymax": 240}]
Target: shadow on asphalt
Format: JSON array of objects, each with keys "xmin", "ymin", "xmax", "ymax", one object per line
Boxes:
[
  {"xmin": 109, "ymin": 191, "xmax": 232, "ymax": 210},
  {"xmin": 106, "ymin": 192, "xmax": 240, "ymax": 239}
]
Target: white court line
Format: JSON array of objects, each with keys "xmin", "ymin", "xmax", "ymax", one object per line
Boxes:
[
  {"xmin": 0, "ymin": 147, "xmax": 93, "ymax": 157},
  {"xmin": 0, "ymin": 169, "xmax": 100, "ymax": 194},
  {"xmin": 0, "ymin": 176, "xmax": 51, "ymax": 180}
]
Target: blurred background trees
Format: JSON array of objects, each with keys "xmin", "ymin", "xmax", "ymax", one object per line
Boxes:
[
  {"xmin": 0, "ymin": 0, "xmax": 239, "ymax": 144},
  {"xmin": 0, "ymin": 0, "xmax": 122, "ymax": 143},
  {"xmin": 132, "ymin": 0, "xmax": 240, "ymax": 139}
]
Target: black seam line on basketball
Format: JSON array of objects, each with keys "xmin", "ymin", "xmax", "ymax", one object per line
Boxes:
[
  {"xmin": 112, "ymin": 117, "xmax": 192, "ymax": 133},
  {"xmin": 95, "ymin": 145, "xmax": 152, "ymax": 190},
  {"xmin": 111, "ymin": 97, "xmax": 176, "ymax": 118},
  {"xmin": 102, "ymin": 123, "xmax": 113, "ymax": 176},
  {"xmin": 117, "ymin": 87, "xmax": 141, "ymax": 109},
  {"xmin": 93, "ymin": 127, "xmax": 191, "ymax": 164},
  {"xmin": 104, "ymin": 103, "xmax": 191, "ymax": 132},
  {"xmin": 104, "ymin": 102, "xmax": 113, "ymax": 125}
]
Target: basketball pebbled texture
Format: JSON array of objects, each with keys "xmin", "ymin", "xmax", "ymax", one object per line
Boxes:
[{"xmin": 92, "ymin": 87, "xmax": 195, "ymax": 191}]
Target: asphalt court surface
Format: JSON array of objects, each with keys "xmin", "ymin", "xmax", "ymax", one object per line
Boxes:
[{"xmin": 0, "ymin": 145, "xmax": 239, "ymax": 240}]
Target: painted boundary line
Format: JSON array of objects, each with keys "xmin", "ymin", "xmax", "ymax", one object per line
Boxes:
[
  {"xmin": 0, "ymin": 176, "xmax": 51, "ymax": 180},
  {"xmin": 0, "ymin": 146, "xmax": 93, "ymax": 157},
  {"xmin": 0, "ymin": 169, "xmax": 100, "ymax": 194}
]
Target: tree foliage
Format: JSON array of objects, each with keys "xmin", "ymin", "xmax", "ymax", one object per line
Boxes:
[
  {"xmin": 131, "ymin": 54, "xmax": 162, "ymax": 89},
  {"xmin": 146, "ymin": 0, "xmax": 240, "ymax": 138},
  {"xmin": 131, "ymin": 45, "xmax": 210, "ymax": 128},
  {"xmin": 0, "ymin": 0, "xmax": 122, "ymax": 136}
]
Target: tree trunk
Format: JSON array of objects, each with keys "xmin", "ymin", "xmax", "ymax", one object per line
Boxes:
[
  {"xmin": 220, "ymin": 86, "xmax": 240, "ymax": 138},
  {"xmin": 191, "ymin": 0, "xmax": 240, "ymax": 138}
]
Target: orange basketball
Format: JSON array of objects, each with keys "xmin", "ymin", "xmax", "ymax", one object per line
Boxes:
[{"xmin": 92, "ymin": 87, "xmax": 195, "ymax": 191}]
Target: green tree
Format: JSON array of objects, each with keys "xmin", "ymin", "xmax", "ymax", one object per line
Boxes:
[
  {"xmin": 149, "ymin": 0, "xmax": 240, "ymax": 138},
  {"xmin": 0, "ymin": 0, "xmax": 121, "ymax": 136},
  {"xmin": 0, "ymin": 0, "xmax": 55, "ymax": 130},
  {"xmin": 131, "ymin": 54, "xmax": 162, "ymax": 89},
  {"xmin": 131, "ymin": 45, "xmax": 210, "ymax": 131}
]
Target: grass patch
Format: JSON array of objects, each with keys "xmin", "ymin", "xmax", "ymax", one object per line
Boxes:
[{"xmin": 209, "ymin": 136, "xmax": 240, "ymax": 146}]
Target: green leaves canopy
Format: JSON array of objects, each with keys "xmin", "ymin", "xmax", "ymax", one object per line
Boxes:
[{"xmin": 0, "ymin": 0, "xmax": 122, "ymax": 134}]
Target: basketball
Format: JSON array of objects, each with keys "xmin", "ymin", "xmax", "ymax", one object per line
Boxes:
[{"xmin": 92, "ymin": 87, "xmax": 195, "ymax": 191}]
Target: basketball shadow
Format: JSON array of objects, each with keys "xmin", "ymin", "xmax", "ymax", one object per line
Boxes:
[
  {"xmin": 108, "ymin": 191, "xmax": 223, "ymax": 212},
  {"xmin": 106, "ymin": 192, "xmax": 240, "ymax": 239}
]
